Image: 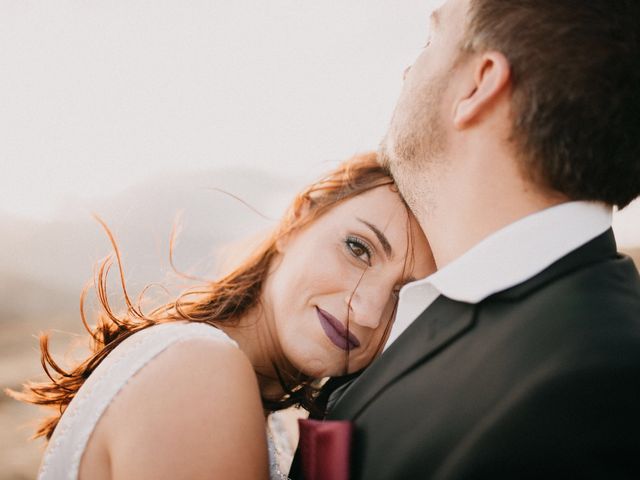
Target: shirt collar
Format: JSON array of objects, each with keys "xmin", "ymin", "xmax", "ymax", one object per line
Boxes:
[{"xmin": 406, "ymin": 201, "xmax": 613, "ymax": 304}]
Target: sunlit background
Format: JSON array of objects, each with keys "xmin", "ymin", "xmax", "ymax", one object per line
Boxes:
[{"xmin": 1, "ymin": 1, "xmax": 638, "ymax": 477}]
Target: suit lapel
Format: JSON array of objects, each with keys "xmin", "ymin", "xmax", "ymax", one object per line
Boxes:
[{"xmin": 327, "ymin": 295, "xmax": 476, "ymax": 420}]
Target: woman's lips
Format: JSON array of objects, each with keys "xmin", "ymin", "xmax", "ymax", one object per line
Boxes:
[{"xmin": 316, "ymin": 307, "xmax": 361, "ymax": 351}]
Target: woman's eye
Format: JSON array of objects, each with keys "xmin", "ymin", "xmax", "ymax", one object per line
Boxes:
[{"xmin": 346, "ymin": 237, "xmax": 372, "ymax": 265}]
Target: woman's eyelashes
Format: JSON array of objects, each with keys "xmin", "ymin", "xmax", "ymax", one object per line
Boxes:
[{"xmin": 345, "ymin": 235, "xmax": 374, "ymax": 266}]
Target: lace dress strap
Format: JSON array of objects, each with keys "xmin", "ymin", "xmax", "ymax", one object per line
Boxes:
[{"xmin": 38, "ymin": 322, "xmax": 236, "ymax": 480}]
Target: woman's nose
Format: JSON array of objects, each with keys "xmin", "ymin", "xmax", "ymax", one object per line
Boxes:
[{"xmin": 344, "ymin": 289, "xmax": 387, "ymax": 330}]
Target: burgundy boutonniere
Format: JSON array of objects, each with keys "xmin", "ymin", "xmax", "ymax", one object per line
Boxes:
[{"xmin": 298, "ymin": 418, "xmax": 354, "ymax": 480}]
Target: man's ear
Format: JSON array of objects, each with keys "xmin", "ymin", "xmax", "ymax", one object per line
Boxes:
[{"xmin": 453, "ymin": 51, "xmax": 511, "ymax": 129}]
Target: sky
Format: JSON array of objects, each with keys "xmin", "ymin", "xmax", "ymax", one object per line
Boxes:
[
  {"xmin": 1, "ymin": 0, "xmax": 638, "ymax": 246},
  {"xmin": 0, "ymin": 0, "xmax": 434, "ymax": 217}
]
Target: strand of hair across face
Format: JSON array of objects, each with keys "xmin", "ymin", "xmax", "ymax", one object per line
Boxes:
[{"xmin": 345, "ymin": 267, "xmax": 368, "ymax": 376}]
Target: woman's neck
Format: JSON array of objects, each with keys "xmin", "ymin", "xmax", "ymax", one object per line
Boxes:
[{"xmin": 216, "ymin": 306, "xmax": 291, "ymax": 404}]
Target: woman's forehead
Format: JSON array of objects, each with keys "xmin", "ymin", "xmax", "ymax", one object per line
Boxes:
[
  {"xmin": 336, "ymin": 188, "xmax": 429, "ymax": 256},
  {"xmin": 338, "ymin": 185, "xmax": 404, "ymax": 214}
]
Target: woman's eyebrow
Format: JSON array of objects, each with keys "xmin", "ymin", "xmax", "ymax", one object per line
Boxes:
[{"xmin": 357, "ymin": 218, "xmax": 393, "ymax": 259}]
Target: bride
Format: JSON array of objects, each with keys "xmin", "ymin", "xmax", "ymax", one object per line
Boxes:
[{"xmin": 11, "ymin": 153, "xmax": 435, "ymax": 479}]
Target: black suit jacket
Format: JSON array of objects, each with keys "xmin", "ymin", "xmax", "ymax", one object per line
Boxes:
[{"xmin": 290, "ymin": 230, "xmax": 640, "ymax": 479}]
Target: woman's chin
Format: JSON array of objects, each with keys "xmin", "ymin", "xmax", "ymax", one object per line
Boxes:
[
  {"xmin": 291, "ymin": 356, "xmax": 335, "ymax": 378},
  {"xmin": 299, "ymin": 363, "xmax": 329, "ymax": 378}
]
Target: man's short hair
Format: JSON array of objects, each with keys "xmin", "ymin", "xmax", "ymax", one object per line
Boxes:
[{"xmin": 463, "ymin": 0, "xmax": 640, "ymax": 208}]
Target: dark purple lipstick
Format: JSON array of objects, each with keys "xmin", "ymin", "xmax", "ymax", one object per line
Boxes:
[{"xmin": 316, "ymin": 307, "xmax": 360, "ymax": 351}]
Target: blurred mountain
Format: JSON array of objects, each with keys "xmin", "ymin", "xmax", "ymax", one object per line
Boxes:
[
  {"xmin": 0, "ymin": 271, "xmax": 76, "ymax": 323},
  {"xmin": 2, "ymin": 182, "xmax": 639, "ymax": 323}
]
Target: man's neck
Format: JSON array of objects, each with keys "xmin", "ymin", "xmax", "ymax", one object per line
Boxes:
[{"xmin": 419, "ymin": 159, "xmax": 567, "ymax": 269}]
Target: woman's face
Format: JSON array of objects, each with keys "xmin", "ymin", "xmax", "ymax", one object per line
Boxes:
[{"xmin": 264, "ymin": 185, "xmax": 435, "ymax": 378}]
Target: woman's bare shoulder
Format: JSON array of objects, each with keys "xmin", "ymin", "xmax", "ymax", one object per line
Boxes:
[{"xmin": 96, "ymin": 328, "xmax": 268, "ymax": 479}]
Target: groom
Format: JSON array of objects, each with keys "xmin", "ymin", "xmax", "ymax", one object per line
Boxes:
[{"xmin": 291, "ymin": 0, "xmax": 640, "ymax": 478}]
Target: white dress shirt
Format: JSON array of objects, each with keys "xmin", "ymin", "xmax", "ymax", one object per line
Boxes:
[{"xmin": 385, "ymin": 201, "xmax": 613, "ymax": 349}]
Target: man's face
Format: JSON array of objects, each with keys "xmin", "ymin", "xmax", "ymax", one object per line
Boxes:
[{"xmin": 381, "ymin": 0, "xmax": 470, "ymax": 214}]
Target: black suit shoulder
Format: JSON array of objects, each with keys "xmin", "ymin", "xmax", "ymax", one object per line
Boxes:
[
  {"xmin": 435, "ymin": 322, "xmax": 640, "ymax": 477},
  {"xmin": 433, "ymin": 352, "xmax": 640, "ymax": 479},
  {"xmin": 435, "ymin": 252, "xmax": 640, "ymax": 478},
  {"xmin": 481, "ymin": 252, "xmax": 640, "ymax": 374}
]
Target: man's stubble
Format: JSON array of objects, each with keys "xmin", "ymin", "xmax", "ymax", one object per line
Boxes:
[{"xmin": 380, "ymin": 72, "xmax": 450, "ymax": 224}]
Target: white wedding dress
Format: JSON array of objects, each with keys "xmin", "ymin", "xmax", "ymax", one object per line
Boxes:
[{"xmin": 38, "ymin": 321, "xmax": 290, "ymax": 480}]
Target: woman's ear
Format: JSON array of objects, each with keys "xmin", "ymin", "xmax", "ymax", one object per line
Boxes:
[{"xmin": 453, "ymin": 51, "xmax": 511, "ymax": 129}]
